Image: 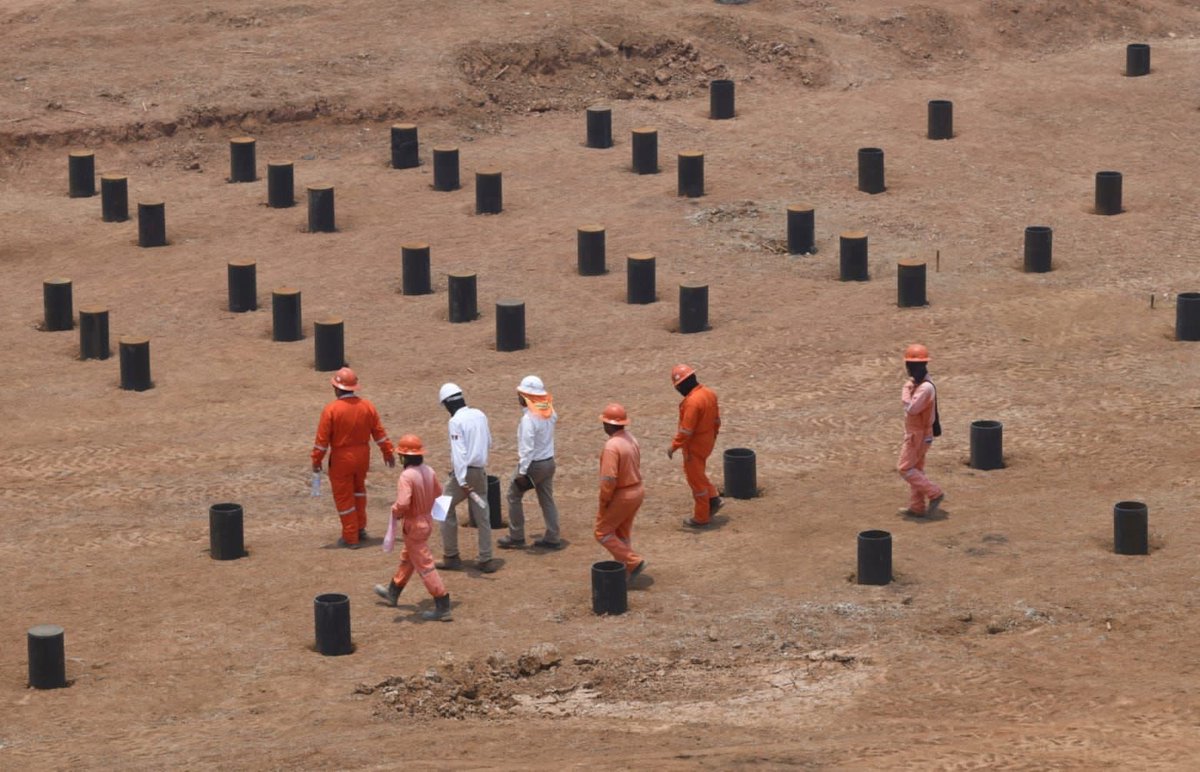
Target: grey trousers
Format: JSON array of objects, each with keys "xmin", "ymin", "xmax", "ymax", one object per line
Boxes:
[
  {"xmin": 441, "ymin": 466, "xmax": 491, "ymax": 561},
  {"xmin": 506, "ymin": 458, "xmax": 560, "ymax": 543}
]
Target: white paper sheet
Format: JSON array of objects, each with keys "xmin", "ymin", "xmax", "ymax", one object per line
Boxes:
[{"xmin": 431, "ymin": 494, "xmax": 452, "ymax": 522}]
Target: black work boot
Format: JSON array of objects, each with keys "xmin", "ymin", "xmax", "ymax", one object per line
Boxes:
[
  {"xmin": 373, "ymin": 580, "xmax": 403, "ymax": 607},
  {"xmin": 422, "ymin": 593, "xmax": 453, "ymax": 622},
  {"xmin": 436, "ymin": 555, "xmax": 463, "ymax": 570}
]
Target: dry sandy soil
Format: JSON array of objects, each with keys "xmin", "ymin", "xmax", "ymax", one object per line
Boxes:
[{"xmin": 3, "ymin": 0, "xmax": 1200, "ymax": 768}]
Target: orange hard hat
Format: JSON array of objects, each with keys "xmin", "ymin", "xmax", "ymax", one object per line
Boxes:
[
  {"xmin": 396, "ymin": 434, "xmax": 425, "ymax": 455},
  {"xmin": 671, "ymin": 364, "xmax": 696, "ymax": 385},
  {"xmin": 600, "ymin": 402, "xmax": 630, "ymax": 426},
  {"xmin": 903, "ymin": 344, "xmax": 931, "ymax": 362},
  {"xmin": 331, "ymin": 366, "xmax": 360, "ymax": 390}
]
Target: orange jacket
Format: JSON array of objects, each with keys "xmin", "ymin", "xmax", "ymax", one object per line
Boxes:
[
  {"xmin": 599, "ymin": 429, "xmax": 642, "ymax": 504},
  {"xmin": 311, "ymin": 395, "xmax": 394, "ymax": 467},
  {"xmin": 671, "ymin": 385, "xmax": 720, "ymax": 456}
]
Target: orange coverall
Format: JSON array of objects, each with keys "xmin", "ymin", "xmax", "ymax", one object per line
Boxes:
[
  {"xmin": 671, "ymin": 385, "xmax": 721, "ymax": 524},
  {"xmin": 595, "ymin": 428, "xmax": 645, "ymax": 574},
  {"xmin": 311, "ymin": 395, "xmax": 394, "ymax": 545},
  {"xmin": 390, "ymin": 464, "xmax": 446, "ymax": 598},
  {"xmin": 897, "ymin": 379, "xmax": 942, "ymax": 514}
]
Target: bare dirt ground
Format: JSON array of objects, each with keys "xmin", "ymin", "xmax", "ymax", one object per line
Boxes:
[{"xmin": 3, "ymin": 0, "xmax": 1200, "ymax": 768}]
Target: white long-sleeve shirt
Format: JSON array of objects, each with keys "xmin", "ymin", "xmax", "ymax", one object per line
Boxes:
[
  {"xmin": 448, "ymin": 406, "xmax": 491, "ymax": 485},
  {"xmin": 516, "ymin": 408, "xmax": 556, "ymax": 475}
]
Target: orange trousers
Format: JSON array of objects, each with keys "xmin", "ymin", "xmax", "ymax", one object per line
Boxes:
[
  {"xmin": 682, "ymin": 450, "xmax": 718, "ymax": 523},
  {"xmin": 330, "ymin": 448, "xmax": 369, "ymax": 545},
  {"xmin": 392, "ymin": 518, "xmax": 446, "ymax": 598},
  {"xmin": 594, "ymin": 485, "xmax": 645, "ymax": 573},
  {"xmin": 897, "ymin": 435, "xmax": 942, "ymax": 514}
]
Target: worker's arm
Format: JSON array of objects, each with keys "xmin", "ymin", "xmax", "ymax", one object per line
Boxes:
[
  {"xmin": 311, "ymin": 404, "xmax": 333, "ymax": 471},
  {"xmin": 599, "ymin": 443, "xmax": 620, "ymax": 505},
  {"xmin": 391, "ymin": 470, "xmax": 413, "ymax": 518},
  {"xmin": 516, "ymin": 414, "xmax": 535, "ymax": 475},
  {"xmin": 448, "ymin": 421, "xmax": 469, "ymax": 487},
  {"xmin": 713, "ymin": 396, "xmax": 721, "ymax": 438},
  {"xmin": 369, "ymin": 405, "xmax": 395, "ymax": 468},
  {"xmin": 670, "ymin": 397, "xmax": 700, "ymax": 453},
  {"xmin": 903, "ymin": 381, "xmax": 933, "ymax": 415}
]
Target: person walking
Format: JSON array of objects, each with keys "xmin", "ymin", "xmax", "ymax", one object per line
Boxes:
[
  {"xmin": 374, "ymin": 434, "xmax": 452, "ymax": 621},
  {"xmin": 311, "ymin": 367, "xmax": 394, "ymax": 549},
  {"xmin": 897, "ymin": 344, "xmax": 945, "ymax": 517},
  {"xmin": 436, "ymin": 383, "xmax": 497, "ymax": 573},
  {"xmin": 595, "ymin": 403, "xmax": 646, "ymax": 578},
  {"xmin": 498, "ymin": 375, "xmax": 563, "ymax": 550},
  {"xmin": 667, "ymin": 364, "xmax": 722, "ymax": 528}
]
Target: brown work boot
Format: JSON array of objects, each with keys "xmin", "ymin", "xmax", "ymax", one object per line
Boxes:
[
  {"xmin": 436, "ymin": 554, "xmax": 464, "ymax": 570},
  {"xmin": 422, "ymin": 594, "xmax": 453, "ymax": 622},
  {"xmin": 476, "ymin": 558, "xmax": 499, "ymax": 574},
  {"xmin": 709, "ymin": 496, "xmax": 724, "ymax": 516}
]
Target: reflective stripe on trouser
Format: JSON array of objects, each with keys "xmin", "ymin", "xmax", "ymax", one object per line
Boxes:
[
  {"xmin": 506, "ymin": 458, "xmax": 560, "ymax": 542},
  {"xmin": 440, "ymin": 466, "xmax": 491, "ymax": 561},
  {"xmin": 682, "ymin": 450, "xmax": 718, "ymax": 523},
  {"xmin": 897, "ymin": 435, "xmax": 942, "ymax": 514},
  {"xmin": 594, "ymin": 484, "xmax": 645, "ymax": 573},
  {"xmin": 392, "ymin": 519, "xmax": 446, "ymax": 598},
  {"xmin": 330, "ymin": 452, "xmax": 368, "ymax": 544}
]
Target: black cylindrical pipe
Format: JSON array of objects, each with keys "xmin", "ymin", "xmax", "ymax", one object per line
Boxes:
[
  {"xmin": 723, "ymin": 448, "xmax": 757, "ymax": 499},
  {"xmin": 229, "ymin": 136, "xmax": 256, "ymax": 183},
  {"xmin": 390, "ymin": 123, "xmax": 419, "ymax": 169},
  {"xmin": 591, "ymin": 560, "xmax": 628, "ymax": 615},
  {"xmin": 1095, "ymin": 171, "xmax": 1123, "ymax": 215},
  {"xmin": 119, "ymin": 337, "xmax": 152, "ymax": 391},
  {"xmin": 927, "ymin": 100, "xmax": 954, "ymax": 140},
  {"xmin": 79, "ymin": 306, "xmax": 109, "ymax": 360},
  {"xmin": 677, "ymin": 151, "xmax": 704, "ymax": 198},
  {"xmin": 787, "ymin": 204, "xmax": 814, "ymax": 255},
  {"xmin": 969, "ymin": 420, "xmax": 1004, "ymax": 470},
  {"xmin": 209, "ymin": 502, "xmax": 245, "ymax": 560},
  {"xmin": 42, "ymin": 278, "xmax": 73, "ymax": 332},
  {"xmin": 307, "ymin": 185, "xmax": 335, "ymax": 232},
  {"xmin": 475, "ymin": 169, "xmax": 503, "ymax": 214},
  {"xmin": 100, "ymin": 175, "xmax": 129, "ymax": 222},
  {"xmin": 577, "ymin": 225, "xmax": 606, "ymax": 276},
  {"xmin": 858, "ymin": 147, "xmax": 885, "ymax": 194},
  {"xmin": 856, "ymin": 530, "xmax": 893, "ymax": 586},
  {"xmin": 227, "ymin": 260, "xmax": 257, "ymax": 313},
  {"xmin": 487, "ymin": 473, "xmax": 503, "ymax": 529},
  {"xmin": 586, "ymin": 105, "xmax": 613, "ymax": 149},
  {"xmin": 314, "ymin": 593, "xmax": 352, "ymax": 656},
  {"xmin": 1023, "ymin": 226, "xmax": 1053, "ymax": 273},
  {"xmin": 433, "ymin": 146, "xmax": 460, "ymax": 191},
  {"xmin": 897, "ymin": 260, "xmax": 927, "ymax": 307},
  {"xmin": 27, "ymin": 624, "xmax": 67, "ymax": 690},
  {"xmin": 137, "ymin": 201, "xmax": 166, "ymax": 247},
  {"xmin": 1176, "ymin": 292, "xmax": 1200, "ymax": 342},
  {"xmin": 839, "ymin": 231, "xmax": 869, "ymax": 281},
  {"xmin": 68, "ymin": 150, "xmax": 95, "ymax": 198},
  {"xmin": 495, "ymin": 299, "xmax": 526, "ymax": 352},
  {"xmin": 272, "ymin": 287, "xmax": 303, "ymax": 342},
  {"xmin": 448, "ymin": 272, "xmax": 478, "ymax": 323},
  {"xmin": 267, "ymin": 161, "xmax": 294, "ymax": 208},
  {"xmin": 1113, "ymin": 501, "xmax": 1149, "ymax": 555},
  {"xmin": 314, "ymin": 317, "xmax": 345, "ymax": 371},
  {"xmin": 631, "ymin": 127, "xmax": 658, "ymax": 175},
  {"xmin": 679, "ymin": 283, "xmax": 708, "ymax": 334},
  {"xmin": 401, "ymin": 243, "xmax": 432, "ymax": 295},
  {"xmin": 1126, "ymin": 43, "xmax": 1150, "ymax": 77},
  {"xmin": 709, "ymin": 79, "xmax": 735, "ymax": 120},
  {"xmin": 626, "ymin": 253, "xmax": 656, "ymax": 304}
]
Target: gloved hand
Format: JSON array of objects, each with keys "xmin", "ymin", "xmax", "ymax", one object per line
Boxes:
[
  {"xmin": 513, "ymin": 473, "xmax": 535, "ymax": 492},
  {"xmin": 383, "ymin": 451, "xmax": 396, "ymax": 468}
]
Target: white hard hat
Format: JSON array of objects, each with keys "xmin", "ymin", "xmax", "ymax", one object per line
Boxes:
[
  {"xmin": 517, "ymin": 375, "xmax": 546, "ymax": 396},
  {"xmin": 438, "ymin": 382, "xmax": 463, "ymax": 403}
]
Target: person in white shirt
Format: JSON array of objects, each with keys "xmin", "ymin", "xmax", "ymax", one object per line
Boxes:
[
  {"xmin": 498, "ymin": 375, "xmax": 563, "ymax": 550},
  {"xmin": 436, "ymin": 382, "xmax": 497, "ymax": 573}
]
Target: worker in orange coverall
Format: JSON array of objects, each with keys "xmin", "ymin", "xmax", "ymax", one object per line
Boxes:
[
  {"xmin": 667, "ymin": 364, "xmax": 723, "ymax": 528},
  {"xmin": 595, "ymin": 403, "xmax": 647, "ymax": 578},
  {"xmin": 374, "ymin": 434, "xmax": 452, "ymax": 622},
  {"xmin": 897, "ymin": 344, "xmax": 945, "ymax": 518},
  {"xmin": 311, "ymin": 367, "xmax": 395, "ymax": 549}
]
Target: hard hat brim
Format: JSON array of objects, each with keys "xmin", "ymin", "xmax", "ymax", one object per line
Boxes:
[{"xmin": 331, "ymin": 377, "xmax": 360, "ymax": 390}]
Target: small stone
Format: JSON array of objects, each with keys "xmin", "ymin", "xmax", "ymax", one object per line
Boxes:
[
  {"xmin": 986, "ymin": 620, "xmax": 1006, "ymax": 634},
  {"xmin": 654, "ymin": 70, "xmax": 672, "ymax": 85},
  {"xmin": 424, "ymin": 668, "xmax": 442, "ymax": 683},
  {"xmin": 957, "ymin": 611, "xmax": 973, "ymax": 623},
  {"xmin": 573, "ymin": 655, "xmax": 598, "ymax": 665},
  {"xmin": 706, "ymin": 628, "xmax": 719, "ymax": 642},
  {"xmin": 353, "ymin": 683, "xmax": 375, "ymax": 695}
]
